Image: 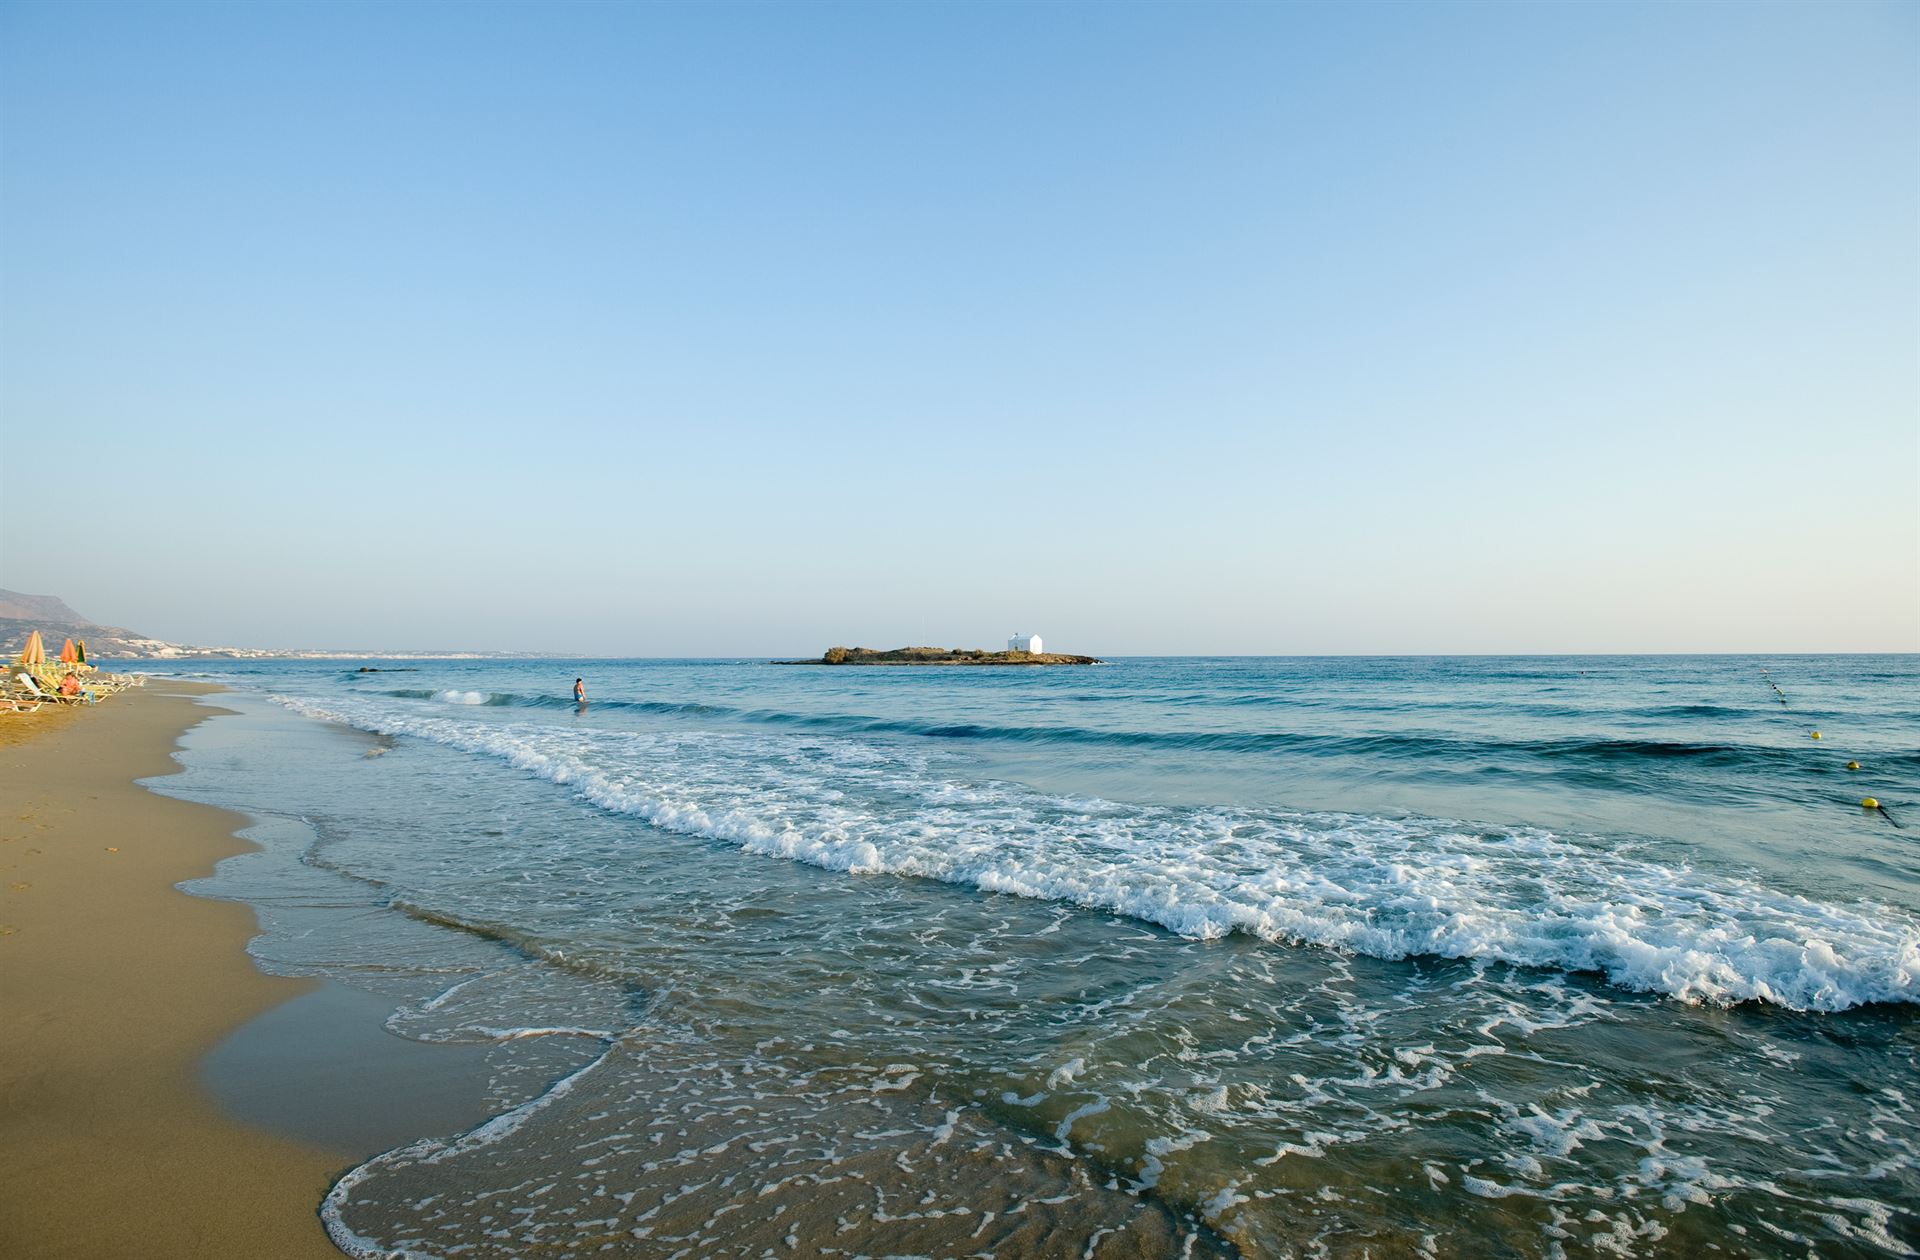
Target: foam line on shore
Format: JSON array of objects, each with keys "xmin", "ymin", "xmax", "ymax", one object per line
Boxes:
[{"xmin": 321, "ymin": 1040, "xmax": 622, "ymax": 1259}]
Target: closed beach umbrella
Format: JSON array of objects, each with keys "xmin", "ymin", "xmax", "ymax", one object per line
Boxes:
[
  {"xmin": 76, "ymin": 640, "xmax": 86, "ymax": 664},
  {"xmin": 18, "ymin": 630, "xmax": 44, "ymax": 666},
  {"xmin": 59, "ymin": 638, "xmax": 77, "ymax": 664}
]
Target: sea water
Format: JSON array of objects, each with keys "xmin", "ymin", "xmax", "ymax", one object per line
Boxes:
[{"xmin": 151, "ymin": 656, "xmax": 1919, "ymax": 1257}]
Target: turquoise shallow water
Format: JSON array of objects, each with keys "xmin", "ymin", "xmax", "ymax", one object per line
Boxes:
[{"xmin": 157, "ymin": 656, "xmax": 1918, "ymax": 1257}]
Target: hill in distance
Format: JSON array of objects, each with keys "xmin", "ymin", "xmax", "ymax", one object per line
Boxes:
[
  {"xmin": 0, "ymin": 588, "xmax": 178, "ymax": 659},
  {"xmin": 0, "ymin": 589, "xmax": 545, "ymax": 660}
]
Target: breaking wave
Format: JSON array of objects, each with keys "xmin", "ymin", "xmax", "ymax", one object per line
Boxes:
[
  {"xmin": 274, "ymin": 695, "xmax": 1920, "ymax": 1013},
  {"xmin": 363, "ymin": 688, "xmax": 1920, "ymax": 774}
]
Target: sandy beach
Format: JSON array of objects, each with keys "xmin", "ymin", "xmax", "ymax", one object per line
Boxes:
[{"xmin": 0, "ymin": 685, "xmax": 341, "ymax": 1259}]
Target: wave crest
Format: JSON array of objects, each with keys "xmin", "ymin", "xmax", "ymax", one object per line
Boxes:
[{"xmin": 272, "ymin": 695, "xmax": 1920, "ymax": 1013}]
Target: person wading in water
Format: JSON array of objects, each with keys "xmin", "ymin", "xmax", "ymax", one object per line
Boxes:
[{"xmin": 573, "ymin": 677, "xmax": 587, "ymax": 704}]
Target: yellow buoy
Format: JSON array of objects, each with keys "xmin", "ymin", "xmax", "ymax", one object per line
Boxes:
[
  {"xmin": 1810, "ymin": 731, "xmax": 1821, "ymax": 739},
  {"xmin": 1847, "ymin": 761, "xmax": 1860, "ymax": 771},
  {"xmin": 1862, "ymin": 798, "xmax": 1880, "ymax": 810}
]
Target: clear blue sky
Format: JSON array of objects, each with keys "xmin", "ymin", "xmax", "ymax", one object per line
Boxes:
[{"xmin": 2, "ymin": 0, "xmax": 1914, "ymax": 654}]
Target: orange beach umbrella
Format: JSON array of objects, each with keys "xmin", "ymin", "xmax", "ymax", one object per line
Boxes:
[
  {"xmin": 59, "ymin": 638, "xmax": 77, "ymax": 664},
  {"xmin": 17, "ymin": 630, "xmax": 44, "ymax": 666}
]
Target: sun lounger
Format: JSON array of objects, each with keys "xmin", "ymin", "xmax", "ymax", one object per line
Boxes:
[{"xmin": 14, "ymin": 673, "xmax": 91, "ymax": 705}]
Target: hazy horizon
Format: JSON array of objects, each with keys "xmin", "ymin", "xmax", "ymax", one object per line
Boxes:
[
  {"xmin": 3, "ymin": 0, "xmax": 1915, "ymax": 656},
  {"xmin": 5, "ymin": 576, "xmax": 1916, "ymax": 659}
]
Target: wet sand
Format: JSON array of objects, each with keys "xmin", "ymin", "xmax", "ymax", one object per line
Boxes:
[
  {"xmin": 204, "ymin": 978, "xmax": 499, "ymax": 1158},
  {"xmin": 0, "ymin": 684, "xmax": 342, "ymax": 1258}
]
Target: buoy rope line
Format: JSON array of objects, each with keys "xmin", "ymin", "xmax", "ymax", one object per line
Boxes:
[
  {"xmin": 1865, "ymin": 798, "xmax": 1905, "ymax": 830},
  {"xmin": 1762, "ymin": 667, "xmax": 1902, "ymax": 830}
]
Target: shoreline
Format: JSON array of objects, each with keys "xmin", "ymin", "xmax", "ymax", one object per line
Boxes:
[
  {"xmin": 4, "ymin": 663, "xmax": 1909, "ymax": 1255},
  {"xmin": 0, "ymin": 684, "xmax": 343, "ymax": 1258}
]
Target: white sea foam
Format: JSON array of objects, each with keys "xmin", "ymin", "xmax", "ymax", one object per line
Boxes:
[
  {"xmin": 435, "ymin": 690, "xmax": 487, "ymax": 705},
  {"xmin": 272, "ymin": 695, "xmax": 1920, "ymax": 1013},
  {"xmin": 321, "ymin": 1041, "xmax": 620, "ymax": 1258}
]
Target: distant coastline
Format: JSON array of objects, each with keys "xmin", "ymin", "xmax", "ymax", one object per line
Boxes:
[
  {"xmin": 776, "ymin": 646, "xmax": 1102, "ymax": 666},
  {"xmin": 1, "ymin": 588, "xmax": 540, "ymax": 662}
]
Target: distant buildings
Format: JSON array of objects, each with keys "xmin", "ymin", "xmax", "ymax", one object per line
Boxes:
[{"xmin": 1008, "ymin": 633, "xmax": 1043, "ymax": 654}]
